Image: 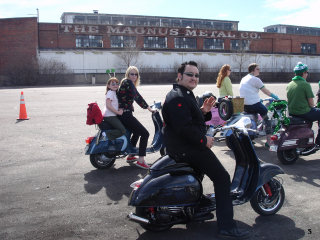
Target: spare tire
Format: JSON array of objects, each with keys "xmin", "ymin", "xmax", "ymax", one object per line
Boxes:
[{"xmin": 218, "ymin": 98, "xmax": 233, "ymax": 121}]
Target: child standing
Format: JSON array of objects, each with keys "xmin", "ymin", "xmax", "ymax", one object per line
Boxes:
[{"xmin": 102, "ymin": 77, "xmax": 126, "ymax": 140}]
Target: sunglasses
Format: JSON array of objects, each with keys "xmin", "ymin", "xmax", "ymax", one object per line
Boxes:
[
  {"xmin": 110, "ymin": 82, "xmax": 119, "ymax": 86},
  {"xmin": 183, "ymin": 72, "xmax": 200, "ymax": 78},
  {"xmin": 130, "ymin": 73, "xmax": 138, "ymax": 76},
  {"xmin": 228, "ymin": 69, "xmax": 232, "ymax": 72}
]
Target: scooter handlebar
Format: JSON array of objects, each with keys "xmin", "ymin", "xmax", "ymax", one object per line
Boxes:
[{"xmin": 211, "ymin": 117, "xmax": 252, "ymax": 136}]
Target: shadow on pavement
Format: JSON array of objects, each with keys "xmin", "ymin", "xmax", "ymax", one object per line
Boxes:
[
  {"xmin": 277, "ymin": 159, "xmax": 320, "ymax": 188},
  {"xmin": 83, "ymin": 164, "xmax": 146, "ymax": 201},
  {"xmin": 135, "ymin": 214, "xmax": 304, "ymax": 240},
  {"xmin": 251, "ymin": 214, "xmax": 305, "ymax": 239},
  {"xmin": 135, "ymin": 221, "xmax": 221, "ymax": 240}
]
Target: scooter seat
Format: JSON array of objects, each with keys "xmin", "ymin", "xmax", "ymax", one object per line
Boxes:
[{"xmin": 150, "ymin": 155, "xmax": 196, "ymax": 176}]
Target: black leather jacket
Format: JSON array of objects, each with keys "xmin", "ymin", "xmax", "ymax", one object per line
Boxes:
[{"xmin": 162, "ymin": 84, "xmax": 212, "ymax": 157}]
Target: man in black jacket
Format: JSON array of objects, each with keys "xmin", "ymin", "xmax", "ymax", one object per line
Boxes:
[{"xmin": 162, "ymin": 61, "xmax": 249, "ymax": 239}]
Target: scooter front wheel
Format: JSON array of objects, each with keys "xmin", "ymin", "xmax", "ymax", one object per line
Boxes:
[
  {"xmin": 250, "ymin": 178, "xmax": 285, "ymax": 216},
  {"xmin": 277, "ymin": 149, "xmax": 298, "ymax": 165},
  {"xmin": 89, "ymin": 153, "xmax": 116, "ymax": 169},
  {"xmin": 135, "ymin": 207, "xmax": 173, "ymax": 232}
]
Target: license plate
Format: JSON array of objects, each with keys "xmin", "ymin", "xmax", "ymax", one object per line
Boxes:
[{"xmin": 269, "ymin": 145, "xmax": 278, "ymax": 152}]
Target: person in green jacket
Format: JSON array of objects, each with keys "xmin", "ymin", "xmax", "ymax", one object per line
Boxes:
[
  {"xmin": 286, "ymin": 62, "xmax": 320, "ymax": 146},
  {"xmin": 216, "ymin": 64, "xmax": 233, "ymax": 98}
]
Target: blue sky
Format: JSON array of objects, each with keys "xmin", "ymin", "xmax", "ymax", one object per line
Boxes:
[{"xmin": 1, "ymin": 0, "xmax": 319, "ymax": 31}]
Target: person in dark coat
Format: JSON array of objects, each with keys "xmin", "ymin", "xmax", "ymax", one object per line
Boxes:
[
  {"xmin": 117, "ymin": 66, "xmax": 154, "ymax": 169},
  {"xmin": 162, "ymin": 61, "xmax": 249, "ymax": 239}
]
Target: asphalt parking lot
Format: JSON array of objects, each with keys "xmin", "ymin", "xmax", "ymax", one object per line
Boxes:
[{"xmin": 0, "ymin": 83, "xmax": 319, "ymax": 240}]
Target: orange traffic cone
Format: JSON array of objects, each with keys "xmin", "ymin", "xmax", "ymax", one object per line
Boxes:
[{"xmin": 17, "ymin": 91, "xmax": 29, "ymax": 120}]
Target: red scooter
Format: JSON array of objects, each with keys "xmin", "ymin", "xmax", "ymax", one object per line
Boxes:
[{"xmin": 268, "ymin": 116, "xmax": 319, "ymax": 164}]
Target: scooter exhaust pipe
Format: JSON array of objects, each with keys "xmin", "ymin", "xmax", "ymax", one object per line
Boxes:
[{"xmin": 128, "ymin": 212, "xmax": 150, "ymax": 224}]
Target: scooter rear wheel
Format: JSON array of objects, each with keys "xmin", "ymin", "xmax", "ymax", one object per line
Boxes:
[
  {"xmin": 250, "ymin": 178, "xmax": 285, "ymax": 216},
  {"xmin": 135, "ymin": 207, "xmax": 173, "ymax": 232},
  {"xmin": 90, "ymin": 153, "xmax": 116, "ymax": 169},
  {"xmin": 277, "ymin": 149, "xmax": 298, "ymax": 165}
]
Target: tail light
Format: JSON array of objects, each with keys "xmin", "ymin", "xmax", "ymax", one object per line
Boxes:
[
  {"xmin": 85, "ymin": 136, "xmax": 95, "ymax": 144},
  {"xmin": 270, "ymin": 135, "xmax": 278, "ymax": 141},
  {"xmin": 130, "ymin": 179, "xmax": 144, "ymax": 190}
]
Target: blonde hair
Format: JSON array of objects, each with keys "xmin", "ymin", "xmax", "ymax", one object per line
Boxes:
[
  {"xmin": 216, "ymin": 64, "xmax": 230, "ymax": 88},
  {"xmin": 105, "ymin": 77, "xmax": 119, "ymax": 94},
  {"xmin": 121, "ymin": 66, "xmax": 141, "ymax": 87}
]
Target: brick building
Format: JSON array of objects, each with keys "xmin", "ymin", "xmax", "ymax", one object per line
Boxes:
[
  {"xmin": 0, "ymin": 18, "xmax": 38, "ymax": 75},
  {"xmin": 1, "ymin": 12, "xmax": 320, "ymax": 85}
]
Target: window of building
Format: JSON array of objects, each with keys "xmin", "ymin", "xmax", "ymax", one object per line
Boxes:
[
  {"xmin": 124, "ymin": 17, "xmax": 137, "ymax": 25},
  {"xmin": 100, "ymin": 16, "xmax": 111, "ymax": 24},
  {"xmin": 182, "ymin": 20, "xmax": 193, "ymax": 28},
  {"xmin": 74, "ymin": 16, "xmax": 85, "ymax": 24},
  {"xmin": 204, "ymin": 21, "xmax": 213, "ymax": 29},
  {"xmin": 112, "ymin": 17, "xmax": 124, "ymax": 25},
  {"xmin": 230, "ymin": 39, "xmax": 250, "ymax": 51},
  {"xmin": 193, "ymin": 20, "xmax": 202, "ymax": 29},
  {"xmin": 266, "ymin": 27, "xmax": 278, "ymax": 33},
  {"xmin": 223, "ymin": 23, "xmax": 233, "ymax": 30},
  {"xmin": 161, "ymin": 19, "xmax": 170, "ymax": 27},
  {"xmin": 172, "ymin": 19, "xmax": 181, "ymax": 27},
  {"xmin": 87, "ymin": 16, "xmax": 98, "ymax": 24},
  {"xmin": 203, "ymin": 38, "xmax": 224, "ymax": 50},
  {"xmin": 137, "ymin": 18, "xmax": 148, "ymax": 26},
  {"xmin": 144, "ymin": 37, "xmax": 167, "ymax": 49},
  {"xmin": 174, "ymin": 37, "xmax": 197, "ymax": 49},
  {"xmin": 301, "ymin": 43, "xmax": 316, "ymax": 54},
  {"xmin": 110, "ymin": 36, "xmax": 136, "ymax": 48},
  {"xmin": 214, "ymin": 22, "xmax": 223, "ymax": 30},
  {"xmin": 76, "ymin": 35, "xmax": 103, "ymax": 48},
  {"xmin": 149, "ymin": 18, "xmax": 160, "ymax": 26}
]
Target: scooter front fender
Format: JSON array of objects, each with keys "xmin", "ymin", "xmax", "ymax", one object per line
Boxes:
[{"xmin": 256, "ymin": 163, "xmax": 284, "ymax": 191}]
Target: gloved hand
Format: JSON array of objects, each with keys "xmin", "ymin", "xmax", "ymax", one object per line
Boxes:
[{"xmin": 270, "ymin": 93, "xmax": 279, "ymax": 100}]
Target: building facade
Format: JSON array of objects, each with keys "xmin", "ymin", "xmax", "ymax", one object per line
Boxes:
[{"xmin": 1, "ymin": 13, "xmax": 320, "ymax": 85}]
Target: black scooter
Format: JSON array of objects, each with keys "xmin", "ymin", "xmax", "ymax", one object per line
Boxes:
[{"xmin": 127, "ymin": 118, "xmax": 285, "ymax": 232}]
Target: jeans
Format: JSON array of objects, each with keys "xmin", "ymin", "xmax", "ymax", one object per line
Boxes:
[
  {"xmin": 119, "ymin": 111, "xmax": 149, "ymax": 156},
  {"xmin": 244, "ymin": 102, "xmax": 268, "ymax": 117},
  {"xmin": 173, "ymin": 148, "xmax": 236, "ymax": 231}
]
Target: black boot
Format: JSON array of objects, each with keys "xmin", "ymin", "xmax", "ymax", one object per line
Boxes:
[{"xmin": 218, "ymin": 227, "xmax": 250, "ymax": 239}]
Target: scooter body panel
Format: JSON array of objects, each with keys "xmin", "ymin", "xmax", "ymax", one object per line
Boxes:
[
  {"xmin": 277, "ymin": 123, "xmax": 314, "ymax": 151},
  {"xmin": 129, "ymin": 173, "xmax": 202, "ymax": 207},
  {"xmin": 85, "ymin": 133, "xmax": 126, "ymax": 155}
]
